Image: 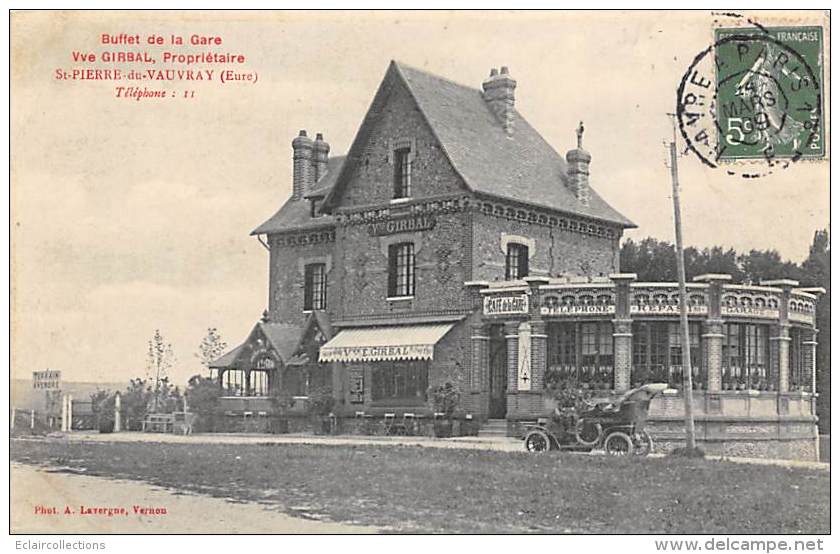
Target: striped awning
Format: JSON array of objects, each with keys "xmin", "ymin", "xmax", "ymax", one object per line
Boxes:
[{"xmin": 318, "ymin": 323, "xmax": 456, "ymax": 363}]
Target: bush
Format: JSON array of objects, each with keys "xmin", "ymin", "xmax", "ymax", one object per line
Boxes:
[
  {"xmin": 307, "ymin": 387, "xmax": 336, "ymax": 417},
  {"xmin": 668, "ymin": 446, "xmax": 706, "ymax": 458}
]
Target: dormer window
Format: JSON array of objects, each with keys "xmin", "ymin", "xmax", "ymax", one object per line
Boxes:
[
  {"xmin": 310, "ymin": 198, "xmax": 323, "ymax": 218},
  {"xmin": 393, "ymin": 147, "xmax": 412, "ymax": 199}
]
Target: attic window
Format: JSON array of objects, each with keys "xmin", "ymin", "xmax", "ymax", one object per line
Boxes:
[
  {"xmin": 310, "ymin": 198, "xmax": 323, "ymax": 218},
  {"xmin": 393, "ymin": 147, "xmax": 412, "ymax": 199}
]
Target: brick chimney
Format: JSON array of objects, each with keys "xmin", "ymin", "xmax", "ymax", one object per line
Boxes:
[
  {"xmin": 565, "ymin": 122, "xmax": 591, "ymax": 206},
  {"xmin": 291, "ymin": 130, "xmax": 314, "ymax": 200},
  {"xmin": 312, "ymin": 132, "xmax": 330, "ymax": 184},
  {"xmin": 482, "ymin": 66, "xmax": 516, "ymax": 135}
]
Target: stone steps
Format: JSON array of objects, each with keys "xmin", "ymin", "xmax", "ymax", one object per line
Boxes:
[{"xmin": 478, "ymin": 419, "xmax": 509, "ymax": 437}]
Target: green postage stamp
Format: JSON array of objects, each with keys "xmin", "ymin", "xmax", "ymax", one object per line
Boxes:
[
  {"xmin": 678, "ymin": 22, "xmax": 825, "ymax": 175},
  {"xmin": 714, "ymin": 26, "xmax": 824, "ymax": 161}
]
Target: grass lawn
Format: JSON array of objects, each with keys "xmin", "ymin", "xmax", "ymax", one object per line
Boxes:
[{"xmin": 10, "ymin": 438, "xmax": 829, "ymax": 534}]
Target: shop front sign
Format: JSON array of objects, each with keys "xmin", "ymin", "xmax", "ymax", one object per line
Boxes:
[{"xmin": 484, "ymin": 294, "xmax": 529, "ymax": 316}]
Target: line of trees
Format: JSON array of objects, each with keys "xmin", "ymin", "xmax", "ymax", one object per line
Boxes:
[{"xmin": 620, "ymin": 229, "xmax": 830, "ymax": 433}]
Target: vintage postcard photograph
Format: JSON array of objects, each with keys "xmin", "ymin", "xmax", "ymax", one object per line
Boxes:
[{"xmin": 7, "ymin": 9, "xmax": 831, "ymax": 540}]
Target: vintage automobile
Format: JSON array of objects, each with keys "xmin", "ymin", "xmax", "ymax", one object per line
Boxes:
[{"xmin": 523, "ymin": 383, "xmax": 669, "ymax": 456}]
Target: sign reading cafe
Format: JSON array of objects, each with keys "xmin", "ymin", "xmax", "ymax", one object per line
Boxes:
[{"xmin": 484, "ymin": 294, "xmax": 529, "ymax": 316}]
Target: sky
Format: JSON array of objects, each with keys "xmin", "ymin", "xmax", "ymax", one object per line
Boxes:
[{"xmin": 11, "ymin": 10, "xmax": 829, "ymax": 386}]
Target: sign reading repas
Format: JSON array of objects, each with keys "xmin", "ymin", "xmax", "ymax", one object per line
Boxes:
[
  {"xmin": 33, "ymin": 369, "xmax": 61, "ymax": 390},
  {"xmin": 484, "ymin": 294, "xmax": 529, "ymax": 316}
]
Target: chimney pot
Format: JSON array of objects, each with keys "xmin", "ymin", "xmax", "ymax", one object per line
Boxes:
[
  {"xmin": 291, "ymin": 130, "xmax": 315, "ymax": 200},
  {"xmin": 482, "ymin": 67, "xmax": 516, "ymax": 135},
  {"xmin": 565, "ymin": 124, "xmax": 591, "ymax": 206},
  {"xmin": 313, "ymin": 132, "xmax": 330, "ymax": 184}
]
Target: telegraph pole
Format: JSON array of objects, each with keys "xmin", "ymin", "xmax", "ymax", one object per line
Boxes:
[{"xmin": 667, "ymin": 121, "xmax": 697, "ymax": 451}]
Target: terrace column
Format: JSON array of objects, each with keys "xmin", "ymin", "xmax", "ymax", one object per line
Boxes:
[
  {"xmin": 504, "ymin": 320, "xmax": 520, "ymax": 394},
  {"xmin": 470, "ymin": 322, "xmax": 490, "ymax": 391},
  {"xmin": 694, "ymin": 274, "xmax": 731, "ymax": 392},
  {"xmin": 610, "ymin": 273, "xmax": 636, "ymax": 392},
  {"xmin": 802, "ymin": 329, "xmax": 817, "ymax": 394},
  {"xmin": 762, "ymin": 280, "xmax": 799, "ymax": 393},
  {"xmin": 525, "ymin": 276, "xmax": 551, "ymax": 393},
  {"xmin": 465, "ymin": 281, "xmax": 491, "ymax": 395}
]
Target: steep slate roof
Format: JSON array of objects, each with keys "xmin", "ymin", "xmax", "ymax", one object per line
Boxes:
[
  {"xmin": 323, "ymin": 61, "xmax": 634, "ymax": 228},
  {"xmin": 251, "ymin": 155, "xmax": 345, "ymax": 235},
  {"xmin": 209, "ymin": 321, "xmax": 304, "ymax": 369}
]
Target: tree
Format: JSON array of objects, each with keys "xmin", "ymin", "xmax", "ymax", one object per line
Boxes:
[
  {"xmin": 147, "ymin": 329, "xmax": 176, "ymax": 412},
  {"xmin": 196, "ymin": 327, "xmax": 227, "ymax": 377},
  {"xmin": 122, "ymin": 378, "xmax": 153, "ymax": 429},
  {"xmin": 800, "ymin": 230, "xmax": 830, "ymax": 433}
]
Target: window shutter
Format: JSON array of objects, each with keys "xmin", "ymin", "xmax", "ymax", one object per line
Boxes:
[
  {"xmin": 519, "ymin": 245, "xmax": 529, "ymax": 278},
  {"xmin": 304, "ymin": 265, "xmax": 313, "ymax": 310},
  {"xmin": 388, "ymin": 244, "xmax": 398, "ymax": 297}
]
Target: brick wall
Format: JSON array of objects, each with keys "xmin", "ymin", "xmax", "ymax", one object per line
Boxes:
[
  {"xmin": 471, "ymin": 213, "xmax": 619, "ymax": 281},
  {"xmin": 335, "ymin": 212, "xmax": 472, "ymax": 318},
  {"xmin": 334, "ymin": 76, "xmax": 468, "ymax": 207},
  {"xmin": 268, "ymin": 234, "xmax": 335, "ymax": 326}
]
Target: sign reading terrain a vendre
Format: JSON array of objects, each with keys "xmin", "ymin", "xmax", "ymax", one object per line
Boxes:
[
  {"xmin": 32, "ymin": 370, "xmax": 61, "ymax": 390},
  {"xmin": 367, "ymin": 214, "xmax": 436, "ymax": 236}
]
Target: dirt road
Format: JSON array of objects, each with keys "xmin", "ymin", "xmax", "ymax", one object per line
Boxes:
[{"xmin": 11, "ymin": 463, "xmax": 378, "ymax": 534}]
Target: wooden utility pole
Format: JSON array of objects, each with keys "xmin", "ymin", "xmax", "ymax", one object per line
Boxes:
[{"xmin": 668, "ymin": 139, "xmax": 697, "ymax": 451}]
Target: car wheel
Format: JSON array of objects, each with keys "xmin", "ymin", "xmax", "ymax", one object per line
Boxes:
[
  {"xmin": 524, "ymin": 430, "xmax": 551, "ymax": 453},
  {"xmin": 604, "ymin": 431, "xmax": 634, "ymax": 456}
]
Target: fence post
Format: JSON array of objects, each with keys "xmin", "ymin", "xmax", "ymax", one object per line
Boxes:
[
  {"xmin": 61, "ymin": 395, "xmax": 68, "ymax": 431},
  {"xmin": 11, "ymin": 407, "xmax": 15, "ymax": 430},
  {"xmin": 30, "ymin": 409, "xmax": 35, "ymax": 429},
  {"xmin": 114, "ymin": 392, "xmax": 122, "ymax": 433},
  {"xmin": 67, "ymin": 394, "xmax": 73, "ymax": 432}
]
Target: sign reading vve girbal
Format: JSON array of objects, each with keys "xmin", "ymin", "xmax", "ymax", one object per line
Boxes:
[{"xmin": 367, "ymin": 214, "xmax": 436, "ymax": 236}]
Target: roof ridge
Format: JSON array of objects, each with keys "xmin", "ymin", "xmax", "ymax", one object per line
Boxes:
[{"xmin": 392, "ymin": 60, "xmax": 484, "ymax": 95}]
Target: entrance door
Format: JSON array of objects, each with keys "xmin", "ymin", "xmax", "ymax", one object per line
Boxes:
[{"xmin": 488, "ymin": 325, "xmax": 508, "ymax": 418}]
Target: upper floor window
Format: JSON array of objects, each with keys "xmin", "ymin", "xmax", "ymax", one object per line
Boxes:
[
  {"xmin": 304, "ymin": 263, "xmax": 327, "ymax": 311},
  {"xmin": 393, "ymin": 147, "xmax": 412, "ymax": 199},
  {"xmin": 505, "ymin": 243, "xmax": 529, "ymax": 280},
  {"xmin": 388, "ymin": 242, "xmax": 415, "ymax": 297}
]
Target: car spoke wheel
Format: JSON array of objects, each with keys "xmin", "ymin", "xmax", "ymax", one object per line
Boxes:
[
  {"xmin": 575, "ymin": 421, "xmax": 602, "ymax": 447},
  {"xmin": 524, "ymin": 430, "xmax": 551, "ymax": 453},
  {"xmin": 604, "ymin": 432, "xmax": 634, "ymax": 456},
  {"xmin": 633, "ymin": 431, "xmax": 654, "ymax": 456}
]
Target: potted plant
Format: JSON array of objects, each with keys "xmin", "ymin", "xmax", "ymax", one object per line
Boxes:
[{"xmin": 429, "ymin": 382, "xmax": 460, "ymax": 438}]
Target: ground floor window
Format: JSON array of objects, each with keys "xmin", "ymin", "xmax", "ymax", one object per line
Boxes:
[
  {"xmin": 222, "ymin": 369, "xmax": 245, "ymax": 396},
  {"xmin": 248, "ymin": 370, "xmax": 270, "ymax": 396},
  {"xmin": 723, "ymin": 323, "xmax": 769, "ymax": 390},
  {"xmin": 789, "ymin": 327, "xmax": 809, "ymax": 391},
  {"xmin": 632, "ymin": 321, "xmax": 703, "ymax": 388},
  {"xmin": 282, "ymin": 365, "xmax": 332, "ymax": 397},
  {"xmin": 371, "ymin": 361, "xmax": 428, "ymax": 403},
  {"xmin": 547, "ymin": 322, "xmax": 614, "ymax": 389}
]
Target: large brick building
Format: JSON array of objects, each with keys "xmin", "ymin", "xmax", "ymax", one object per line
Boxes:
[{"xmin": 211, "ymin": 61, "xmax": 823, "ymax": 460}]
